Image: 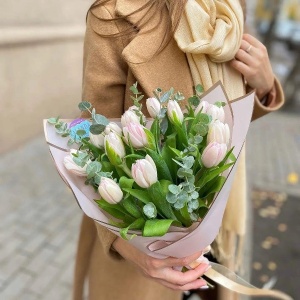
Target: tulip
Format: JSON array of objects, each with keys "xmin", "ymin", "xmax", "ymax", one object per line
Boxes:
[
  {"xmin": 104, "ymin": 132, "xmax": 126, "ymax": 165},
  {"xmin": 121, "ymin": 110, "xmax": 141, "ymax": 127},
  {"xmin": 89, "ymin": 132, "xmax": 105, "ymax": 148},
  {"xmin": 146, "ymin": 97, "xmax": 161, "ymax": 118},
  {"xmin": 123, "ymin": 123, "xmax": 149, "ymax": 149},
  {"xmin": 98, "ymin": 177, "xmax": 123, "ymax": 204},
  {"xmin": 104, "ymin": 122, "xmax": 122, "ymax": 136},
  {"xmin": 63, "ymin": 149, "xmax": 88, "ymax": 176},
  {"xmin": 207, "ymin": 120, "xmax": 230, "ymax": 146},
  {"xmin": 195, "ymin": 100, "xmax": 210, "ymax": 115},
  {"xmin": 167, "ymin": 100, "xmax": 184, "ymax": 125},
  {"xmin": 201, "ymin": 142, "xmax": 227, "ymax": 168},
  {"xmin": 131, "ymin": 155, "xmax": 158, "ymax": 188},
  {"xmin": 206, "ymin": 105, "xmax": 225, "ymax": 123}
]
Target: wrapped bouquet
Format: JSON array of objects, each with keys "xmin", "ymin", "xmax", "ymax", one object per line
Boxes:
[{"xmin": 44, "ymin": 82, "xmax": 292, "ymax": 299}]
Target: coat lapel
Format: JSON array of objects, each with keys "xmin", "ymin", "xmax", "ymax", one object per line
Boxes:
[{"xmin": 115, "ymin": 0, "xmax": 194, "ymax": 99}]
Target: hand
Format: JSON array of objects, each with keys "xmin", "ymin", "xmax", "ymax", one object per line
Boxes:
[
  {"xmin": 230, "ymin": 33, "xmax": 274, "ymax": 100},
  {"xmin": 112, "ymin": 237, "xmax": 210, "ymax": 290}
]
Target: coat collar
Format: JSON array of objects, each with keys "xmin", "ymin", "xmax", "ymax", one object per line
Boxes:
[{"xmin": 115, "ymin": 0, "xmax": 194, "ymax": 98}]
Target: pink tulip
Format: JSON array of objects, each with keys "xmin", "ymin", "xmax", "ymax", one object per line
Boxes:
[
  {"xmin": 131, "ymin": 155, "xmax": 157, "ymax": 188},
  {"xmin": 201, "ymin": 142, "xmax": 227, "ymax": 168},
  {"xmin": 89, "ymin": 132, "xmax": 105, "ymax": 148},
  {"xmin": 123, "ymin": 123, "xmax": 149, "ymax": 149},
  {"xmin": 63, "ymin": 149, "xmax": 88, "ymax": 176},
  {"xmin": 121, "ymin": 110, "xmax": 140, "ymax": 127},
  {"xmin": 195, "ymin": 100, "xmax": 210, "ymax": 114},
  {"xmin": 146, "ymin": 97, "xmax": 161, "ymax": 118},
  {"xmin": 105, "ymin": 132, "xmax": 126, "ymax": 165},
  {"xmin": 207, "ymin": 120, "xmax": 230, "ymax": 146},
  {"xmin": 98, "ymin": 178, "xmax": 123, "ymax": 204},
  {"xmin": 167, "ymin": 100, "xmax": 184, "ymax": 125},
  {"xmin": 206, "ymin": 105, "xmax": 225, "ymax": 123},
  {"xmin": 104, "ymin": 122, "xmax": 122, "ymax": 136}
]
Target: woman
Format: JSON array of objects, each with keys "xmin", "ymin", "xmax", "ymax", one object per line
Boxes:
[{"xmin": 73, "ymin": 1, "xmax": 284, "ymax": 300}]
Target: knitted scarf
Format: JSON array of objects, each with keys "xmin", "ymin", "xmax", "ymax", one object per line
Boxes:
[{"xmin": 173, "ymin": 0, "xmax": 247, "ymax": 275}]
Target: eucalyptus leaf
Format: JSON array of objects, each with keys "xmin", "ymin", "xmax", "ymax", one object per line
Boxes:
[
  {"xmin": 143, "ymin": 202, "xmax": 157, "ymax": 219},
  {"xmin": 195, "ymin": 84, "xmax": 204, "ymax": 94},
  {"xmin": 47, "ymin": 117, "xmax": 58, "ymax": 125},
  {"xmin": 166, "ymin": 192, "xmax": 177, "ymax": 204},
  {"xmin": 168, "ymin": 184, "xmax": 181, "ymax": 195},
  {"xmin": 90, "ymin": 124, "xmax": 106, "ymax": 135},
  {"xmin": 93, "ymin": 114, "xmax": 109, "ymax": 126},
  {"xmin": 78, "ymin": 101, "xmax": 92, "ymax": 111}
]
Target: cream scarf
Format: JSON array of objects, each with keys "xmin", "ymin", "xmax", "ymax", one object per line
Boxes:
[{"xmin": 173, "ymin": 0, "xmax": 247, "ymax": 273}]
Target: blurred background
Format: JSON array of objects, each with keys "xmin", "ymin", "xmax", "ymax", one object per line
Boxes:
[{"xmin": 0, "ymin": 0, "xmax": 299, "ymax": 299}]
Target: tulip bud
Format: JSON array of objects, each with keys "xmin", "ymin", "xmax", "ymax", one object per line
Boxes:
[
  {"xmin": 98, "ymin": 177, "xmax": 123, "ymax": 204},
  {"xmin": 89, "ymin": 132, "xmax": 105, "ymax": 148},
  {"xmin": 104, "ymin": 122, "xmax": 122, "ymax": 136},
  {"xmin": 104, "ymin": 132, "xmax": 126, "ymax": 166},
  {"xmin": 167, "ymin": 100, "xmax": 184, "ymax": 125},
  {"xmin": 207, "ymin": 120, "xmax": 230, "ymax": 146},
  {"xmin": 64, "ymin": 149, "xmax": 88, "ymax": 176},
  {"xmin": 131, "ymin": 155, "xmax": 158, "ymax": 188},
  {"xmin": 206, "ymin": 105, "xmax": 225, "ymax": 123},
  {"xmin": 146, "ymin": 97, "xmax": 161, "ymax": 118},
  {"xmin": 121, "ymin": 110, "xmax": 141, "ymax": 127},
  {"xmin": 201, "ymin": 142, "xmax": 227, "ymax": 168},
  {"xmin": 123, "ymin": 123, "xmax": 149, "ymax": 149},
  {"xmin": 195, "ymin": 100, "xmax": 210, "ymax": 115}
]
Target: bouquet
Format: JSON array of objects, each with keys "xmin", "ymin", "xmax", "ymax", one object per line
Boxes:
[{"xmin": 44, "ymin": 82, "xmax": 292, "ymax": 299}]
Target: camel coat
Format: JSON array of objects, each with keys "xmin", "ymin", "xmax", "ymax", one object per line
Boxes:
[{"xmin": 72, "ymin": 1, "xmax": 284, "ymax": 300}]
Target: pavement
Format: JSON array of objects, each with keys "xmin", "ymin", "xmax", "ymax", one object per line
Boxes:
[{"xmin": 0, "ymin": 43, "xmax": 300, "ymax": 300}]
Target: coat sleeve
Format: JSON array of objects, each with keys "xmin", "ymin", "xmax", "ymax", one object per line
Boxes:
[
  {"xmin": 82, "ymin": 4, "xmax": 130, "ymax": 259},
  {"xmin": 251, "ymin": 76, "xmax": 285, "ymax": 121}
]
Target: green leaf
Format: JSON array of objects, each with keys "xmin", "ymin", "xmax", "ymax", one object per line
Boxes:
[
  {"xmin": 95, "ymin": 199, "xmax": 132, "ymax": 221},
  {"xmin": 214, "ymin": 101, "xmax": 226, "ymax": 108},
  {"xmin": 193, "ymin": 123, "xmax": 208, "ymax": 136},
  {"xmin": 168, "ymin": 184, "xmax": 181, "ymax": 195},
  {"xmin": 150, "ymin": 118, "xmax": 160, "ymax": 151},
  {"xmin": 146, "ymin": 149, "xmax": 173, "ymax": 182},
  {"xmin": 143, "ymin": 219, "xmax": 178, "ymax": 237},
  {"xmin": 47, "ymin": 117, "xmax": 59, "ymax": 125},
  {"xmin": 195, "ymin": 84, "xmax": 204, "ymax": 94},
  {"xmin": 161, "ymin": 134, "xmax": 177, "ymax": 181},
  {"xmin": 199, "ymin": 176, "xmax": 226, "ymax": 199},
  {"xmin": 188, "ymin": 95, "xmax": 200, "ymax": 107},
  {"xmin": 119, "ymin": 177, "xmax": 134, "ymax": 189},
  {"xmin": 122, "ymin": 196, "xmax": 142, "ymax": 218},
  {"xmin": 196, "ymin": 162, "xmax": 234, "ymax": 189},
  {"xmin": 78, "ymin": 101, "xmax": 92, "ymax": 111},
  {"xmin": 179, "ymin": 204, "xmax": 192, "ymax": 227},
  {"xmin": 160, "ymin": 88, "xmax": 174, "ymax": 103},
  {"xmin": 120, "ymin": 217, "xmax": 145, "ymax": 240},
  {"xmin": 93, "ymin": 114, "xmax": 109, "ymax": 126},
  {"xmin": 182, "ymin": 156, "xmax": 194, "ymax": 169},
  {"xmin": 148, "ymin": 182, "xmax": 178, "ymax": 220},
  {"xmin": 129, "ymin": 82, "xmax": 140, "ymax": 95},
  {"xmin": 123, "ymin": 188, "xmax": 152, "ymax": 204},
  {"xmin": 90, "ymin": 124, "xmax": 105, "ymax": 135},
  {"xmin": 86, "ymin": 161, "xmax": 102, "ymax": 177},
  {"xmin": 143, "ymin": 202, "xmax": 157, "ymax": 219}
]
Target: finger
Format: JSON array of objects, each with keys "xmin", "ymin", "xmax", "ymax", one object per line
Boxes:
[
  {"xmin": 235, "ymin": 48, "xmax": 254, "ymax": 66},
  {"xmin": 163, "ymin": 250, "xmax": 204, "ymax": 268},
  {"xmin": 243, "ymin": 33, "xmax": 265, "ymax": 49},
  {"xmin": 156, "ymin": 277, "xmax": 208, "ymax": 291},
  {"xmin": 159, "ymin": 263, "xmax": 211, "ymax": 286},
  {"xmin": 230, "ymin": 59, "xmax": 251, "ymax": 76}
]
